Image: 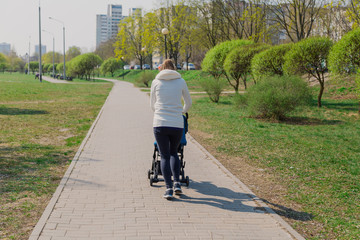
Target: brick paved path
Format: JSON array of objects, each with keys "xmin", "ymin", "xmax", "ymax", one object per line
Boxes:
[{"xmin": 30, "ymin": 80, "xmax": 304, "ymax": 240}]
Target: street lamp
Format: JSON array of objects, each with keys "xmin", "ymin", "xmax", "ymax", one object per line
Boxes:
[
  {"xmin": 141, "ymin": 47, "xmax": 146, "ymax": 70},
  {"xmin": 38, "ymin": 3, "xmax": 42, "ymax": 82},
  {"xmin": 49, "ymin": 17, "xmax": 66, "ymax": 80},
  {"xmin": 43, "ymin": 29, "xmax": 55, "ymax": 78},
  {"xmin": 161, "ymin": 28, "xmax": 169, "ymax": 59},
  {"xmin": 28, "ymin": 36, "xmax": 31, "ymax": 75}
]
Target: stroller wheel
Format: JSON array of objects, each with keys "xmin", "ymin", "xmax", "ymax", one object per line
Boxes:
[
  {"xmin": 147, "ymin": 170, "xmax": 151, "ymax": 179},
  {"xmin": 150, "ymin": 177, "xmax": 154, "ymax": 186},
  {"xmin": 186, "ymin": 176, "xmax": 190, "ymax": 186}
]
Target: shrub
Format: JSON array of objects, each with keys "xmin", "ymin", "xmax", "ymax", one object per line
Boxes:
[
  {"xmin": 283, "ymin": 37, "xmax": 332, "ymax": 107},
  {"xmin": 136, "ymin": 71, "xmax": 155, "ymax": 87},
  {"xmin": 224, "ymin": 44, "xmax": 269, "ymax": 91},
  {"xmin": 199, "ymin": 77, "xmax": 227, "ymax": 103},
  {"xmin": 201, "ymin": 39, "xmax": 253, "ymax": 80},
  {"xmin": 101, "ymin": 58, "xmax": 124, "ymax": 77},
  {"xmin": 328, "ymin": 27, "xmax": 360, "ymax": 74},
  {"xmin": 244, "ymin": 75, "xmax": 312, "ymax": 120},
  {"xmin": 251, "ymin": 43, "xmax": 293, "ymax": 82}
]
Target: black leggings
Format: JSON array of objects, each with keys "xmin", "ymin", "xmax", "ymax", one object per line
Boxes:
[{"xmin": 154, "ymin": 127, "xmax": 183, "ymax": 189}]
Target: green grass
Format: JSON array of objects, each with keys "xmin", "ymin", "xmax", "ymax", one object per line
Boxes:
[
  {"xmin": 0, "ymin": 73, "xmax": 112, "ymax": 239},
  {"xmin": 189, "ymin": 93, "xmax": 359, "ymax": 239}
]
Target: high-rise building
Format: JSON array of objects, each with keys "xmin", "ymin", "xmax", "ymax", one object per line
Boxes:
[
  {"xmin": 96, "ymin": 4, "xmax": 124, "ymax": 47},
  {"xmin": 0, "ymin": 42, "xmax": 11, "ymax": 55},
  {"xmin": 129, "ymin": 8, "xmax": 142, "ymax": 17},
  {"xmin": 35, "ymin": 45, "xmax": 47, "ymax": 55}
]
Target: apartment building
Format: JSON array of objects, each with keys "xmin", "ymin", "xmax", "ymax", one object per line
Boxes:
[
  {"xmin": 0, "ymin": 42, "xmax": 11, "ymax": 55},
  {"xmin": 96, "ymin": 4, "xmax": 124, "ymax": 47}
]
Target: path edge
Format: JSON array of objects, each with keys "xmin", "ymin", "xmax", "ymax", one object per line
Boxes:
[
  {"xmin": 188, "ymin": 134, "xmax": 306, "ymax": 240},
  {"xmin": 29, "ymin": 81, "xmax": 117, "ymax": 240}
]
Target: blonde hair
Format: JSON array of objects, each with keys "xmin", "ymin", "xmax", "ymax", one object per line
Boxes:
[{"xmin": 160, "ymin": 59, "xmax": 176, "ymax": 71}]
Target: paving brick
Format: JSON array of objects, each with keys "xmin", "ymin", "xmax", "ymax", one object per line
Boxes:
[{"xmin": 30, "ymin": 80, "xmax": 303, "ymax": 240}]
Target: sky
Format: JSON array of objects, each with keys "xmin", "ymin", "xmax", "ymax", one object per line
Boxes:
[{"xmin": 0, "ymin": 0, "xmax": 157, "ymax": 56}]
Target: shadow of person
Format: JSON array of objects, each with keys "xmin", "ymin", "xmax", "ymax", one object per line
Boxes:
[{"xmin": 176, "ymin": 181, "xmax": 313, "ymax": 221}]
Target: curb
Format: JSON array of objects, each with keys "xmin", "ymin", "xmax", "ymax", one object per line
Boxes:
[
  {"xmin": 28, "ymin": 81, "xmax": 117, "ymax": 240},
  {"xmin": 188, "ymin": 134, "xmax": 306, "ymax": 240}
]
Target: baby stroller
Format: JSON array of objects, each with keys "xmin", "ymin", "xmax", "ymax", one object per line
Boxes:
[{"xmin": 148, "ymin": 113, "xmax": 190, "ymax": 187}]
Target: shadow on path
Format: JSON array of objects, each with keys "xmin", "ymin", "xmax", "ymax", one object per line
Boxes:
[{"xmin": 176, "ymin": 181, "xmax": 313, "ymax": 221}]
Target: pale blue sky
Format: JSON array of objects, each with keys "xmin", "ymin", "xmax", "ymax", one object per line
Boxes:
[{"xmin": 0, "ymin": 0, "xmax": 156, "ymax": 56}]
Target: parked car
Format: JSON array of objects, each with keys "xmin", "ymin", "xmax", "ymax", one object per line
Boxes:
[
  {"xmin": 177, "ymin": 64, "xmax": 182, "ymax": 70},
  {"xmin": 130, "ymin": 65, "xmax": 134, "ymax": 69},
  {"xmin": 182, "ymin": 63, "xmax": 196, "ymax": 70},
  {"xmin": 134, "ymin": 65, "xmax": 141, "ymax": 70},
  {"xmin": 124, "ymin": 65, "xmax": 130, "ymax": 70},
  {"xmin": 143, "ymin": 64, "xmax": 151, "ymax": 69}
]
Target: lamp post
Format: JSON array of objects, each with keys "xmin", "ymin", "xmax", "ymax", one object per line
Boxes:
[
  {"xmin": 49, "ymin": 17, "xmax": 66, "ymax": 80},
  {"xmin": 38, "ymin": 3, "xmax": 42, "ymax": 82},
  {"xmin": 161, "ymin": 28, "xmax": 169, "ymax": 60},
  {"xmin": 141, "ymin": 47, "xmax": 146, "ymax": 70},
  {"xmin": 28, "ymin": 36, "xmax": 31, "ymax": 75},
  {"xmin": 43, "ymin": 30, "xmax": 55, "ymax": 78}
]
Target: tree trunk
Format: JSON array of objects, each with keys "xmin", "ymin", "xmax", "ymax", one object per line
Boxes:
[{"xmin": 318, "ymin": 82, "xmax": 324, "ymax": 107}]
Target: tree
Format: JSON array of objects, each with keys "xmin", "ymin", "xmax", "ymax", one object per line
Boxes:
[
  {"xmin": 6, "ymin": 49, "xmax": 23, "ymax": 72},
  {"xmin": 115, "ymin": 10, "xmax": 146, "ymax": 68},
  {"xmin": 0, "ymin": 53, "xmax": 8, "ymax": 72},
  {"xmin": 344, "ymin": 0, "xmax": 360, "ymax": 28},
  {"xmin": 251, "ymin": 43, "xmax": 293, "ymax": 82},
  {"xmin": 328, "ymin": 27, "xmax": 360, "ymax": 75},
  {"xmin": 42, "ymin": 52, "xmax": 63, "ymax": 64},
  {"xmin": 100, "ymin": 58, "xmax": 124, "ymax": 77},
  {"xmin": 95, "ymin": 38, "xmax": 116, "ymax": 60},
  {"xmin": 158, "ymin": 1, "xmax": 196, "ymax": 66},
  {"xmin": 283, "ymin": 37, "xmax": 333, "ymax": 107},
  {"xmin": 224, "ymin": 44, "xmax": 269, "ymax": 91},
  {"xmin": 66, "ymin": 46, "xmax": 81, "ymax": 61},
  {"xmin": 68, "ymin": 53, "xmax": 103, "ymax": 80},
  {"xmin": 317, "ymin": 1, "xmax": 352, "ymax": 41},
  {"xmin": 190, "ymin": 0, "xmax": 225, "ymax": 49},
  {"xmin": 202, "ymin": 39, "xmax": 253, "ymax": 80},
  {"xmin": 269, "ymin": 0, "xmax": 326, "ymax": 42},
  {"xmin": 143, "ymin": 12, "xmax": 159, "ymax": 69},
  {"xmin": 28, "ymin": 61, "xmax": 39, "ymax": 74}
]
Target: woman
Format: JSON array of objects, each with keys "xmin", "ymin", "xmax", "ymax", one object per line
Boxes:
[{"xmin": 150, "ymin": 59, "xmax": 192, "ymax": 200}]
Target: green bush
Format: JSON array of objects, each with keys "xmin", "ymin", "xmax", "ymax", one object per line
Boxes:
[
  {"xmin": 224, "ymin": 44, "xmax": 269, "ymax": 91},
  {"xmin": 201, "ymin": 39, "xmax": 253, "ymax": 79},
  {"xmin": 243, "ymin": 75, "xmax": 312, "ymax": 120},
  {"xmin": 251, "ymin": 43, "xmax": 293, "ymax": 82},
  {"xmin": 199, "ymin": 76, "xmax": 227, "ymax": 103},
  {"xmin": 328, "ymin": 27, "xmax": 360, "ymax": 74},
  {"xmin": 136, "ymin": 71, "xmax": 155, "ymax": 87},
  {"xmin": 283, "ymin": 37, "xmax": 332, "ymax": 107}
]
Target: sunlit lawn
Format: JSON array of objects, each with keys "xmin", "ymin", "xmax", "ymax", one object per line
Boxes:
[
  {"xmin": 189, "ymin": 90, "xmax": 359, "ymax": 239},
  {"xmin": 0, "ymin": 73, "xmax": 112, "ymax": 239}
]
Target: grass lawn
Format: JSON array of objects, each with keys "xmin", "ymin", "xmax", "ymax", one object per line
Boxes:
[
  {"xmin": 0, "ymin": 73, "xmax": 112, "ymax": 239},
  {"xmin": 188, "ymin": 78, "xmax": 359, "ymax": 239}
]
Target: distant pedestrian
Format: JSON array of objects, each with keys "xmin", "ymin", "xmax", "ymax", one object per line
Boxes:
[{"xmin": 150, "ymin": 59, "xmax": 192, "ymax": 200}]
